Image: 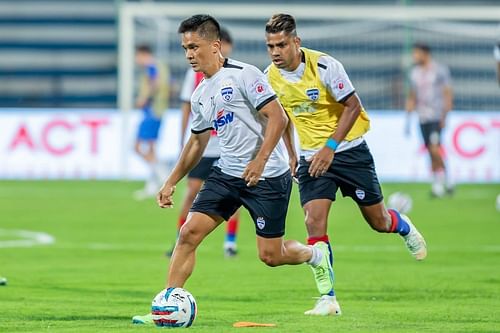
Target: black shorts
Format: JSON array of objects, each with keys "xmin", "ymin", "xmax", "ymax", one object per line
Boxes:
[
  {"xmin": 420, "ymin": 121, "xmax": 441, "ymax": 147},
  {"xmin": 297, "ymin": 141, "xmax": 383, "ymax": 207},
  {"xmin": 190, "ymin": 167, "xmax": 292, "ymax": 238},
  {"xmin": 188, "ymin": 157, "xmax": 218, "ymax": 180}
]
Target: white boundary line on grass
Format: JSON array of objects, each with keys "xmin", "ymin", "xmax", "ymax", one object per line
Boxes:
[{"xmin": 0, "ymin": 229, "xmax": 55, "ymax": 248}]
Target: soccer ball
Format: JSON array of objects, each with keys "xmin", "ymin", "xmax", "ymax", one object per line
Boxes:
[
  {"xmin": 387, "ymin": 192, "xmax": 413, "ymax": 214},
  {"xmin": 152, "ymin": 287, "xmax": 197, "ymax": 328},
  {"xmin": 496, "ymin": 194, "xmax": 500, "ymax": 212}
]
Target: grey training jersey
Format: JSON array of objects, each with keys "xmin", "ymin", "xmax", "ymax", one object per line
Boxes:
[
  {"xmin": 190, "ymin": 58, "xmax": 289, "ymax": 179},
  {"xmin": 409, "ymin": 61, "xmax": 451, "ymax": 124}
]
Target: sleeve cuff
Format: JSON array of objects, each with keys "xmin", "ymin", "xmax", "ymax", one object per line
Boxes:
[
  {"xmin": 191, "ymin": 127, "xmax": 213, "ymax": 134},
  {"xmin": 256, "ymin": 95, "xmax": 278, "ymax": 111},
  {"xmin": 338, "ymin": 90, "xmax": 355, "ymax": 104}
]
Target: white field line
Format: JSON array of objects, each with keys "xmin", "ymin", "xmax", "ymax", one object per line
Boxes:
[{"xmin": 0, "ymin": 229, "xmax": 55, "ymax": 248}]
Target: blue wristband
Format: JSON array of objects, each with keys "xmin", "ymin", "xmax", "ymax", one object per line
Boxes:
[{"xmin": 325, "ymin": 138, "xmax": 339, "ymax": 151}]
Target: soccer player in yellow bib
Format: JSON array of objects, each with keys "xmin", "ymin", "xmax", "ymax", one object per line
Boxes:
[{"xmin": 264, "ymin": 14, "xmax": 428, "ymax": 316}]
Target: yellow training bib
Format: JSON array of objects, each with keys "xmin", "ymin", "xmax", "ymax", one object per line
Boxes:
[{"xmin": 267, "ymin": 48, "xmax": 369, "ymax": 150}]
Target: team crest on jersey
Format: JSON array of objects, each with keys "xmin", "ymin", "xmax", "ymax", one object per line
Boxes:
[
  {"xmin": 221, "ymin": 87, "xmax": 234, "ymax": 102},
  {"xmin": 256, "ymin": 217, "xmax": 266, "ymax": 230},
  {"xmin": 355, "ymin": 189, "xmax": 365, "ymax": 200},
  {"xmin": 306, "ymin": 88, "xmax": 320, "ymax": 101}
]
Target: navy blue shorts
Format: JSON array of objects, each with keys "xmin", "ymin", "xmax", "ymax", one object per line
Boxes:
[
  {"xmin": 137, "ymin": 115, "xmax": 161, "ymax": 141},
  {"xmin": 188, "ymin": 157, "xmax": 218, "ymax": 180},
  {"xmin": 420, "ymin": 121, "xmax": 441, "ymax": 147},
  {"xmin": 297, "ymin": 141, "xmax": 383, "ymax": 207},
  {"xmin": 190, "ymin": 167, "xmax": 292, "ymax": 238}
]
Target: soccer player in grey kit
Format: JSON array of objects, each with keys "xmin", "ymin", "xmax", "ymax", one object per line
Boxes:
[{"xmin": 406, "ymin": 43, "xmax": 453, "ymax": 197}]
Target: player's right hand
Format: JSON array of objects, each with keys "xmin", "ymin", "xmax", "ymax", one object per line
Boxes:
[
  {"xmin": 242, "ymin": 157, "xmax": 266, "ymax": 187},
  {"xmin": 157, "ymin": 183, "xmax": 176, "ymax": 208}
]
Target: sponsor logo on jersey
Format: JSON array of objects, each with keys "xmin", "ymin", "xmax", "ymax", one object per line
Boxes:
[
  {"xmin": 213, "ymin": 109, "xmax": 234, "ymax": 131},
  {"xmin": 306, "ymin": 88, "xmax": 320, "ymax": 101},
  {"xmin": 252, "ymin": 79, "xmax": 267, "ymax": 95},
  {"xmin": 255, "ymin": 84, "xmax": 265, "ymax": 94},
  {"xmin": 355, "ymin": 189, "xmax": 365, "ymax": 200},
  {"xmin": 221, "ymin": 87, "xmax": 234, "ymax": 102},
  {"xmin": 256, "ymin": 217, "xmax": 266, "ymax": 230},
  {"xmin": 334, "ymin": 79, "xmax": 346, "ymax": 93},
  {"xmin": 292, "ymin": 101, "xmax": 316, "ymax": 116}
]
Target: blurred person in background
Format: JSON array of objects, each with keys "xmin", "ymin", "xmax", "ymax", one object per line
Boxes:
[
  {"xmin": 406, "ymin": 43, "xmax": 454, "ymax": 198},
  {"xmin": 170, "ymin": 28, "xmax": 240, "ymax": 258},
  {"xmin": 265, "ymin": 13, "xmax": 427, "ymax": 316},
  {"xmin": 133, "ymin": 45, "xmax": 169, "ymax": 200}
]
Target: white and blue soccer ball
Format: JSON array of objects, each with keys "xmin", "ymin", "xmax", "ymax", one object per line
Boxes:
[
  {"xmin": 152, "ymin": 287, "xmax": 197, "ymax": 328},
  {"xmin": 387, "ymin": 192, "xmax": 413, "ymax": 214}
]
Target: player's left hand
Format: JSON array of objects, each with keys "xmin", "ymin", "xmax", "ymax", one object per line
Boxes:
[
  {"xmin": 242, "ymin": 158, "xmax": 266, "ymax": 187},
  {"xmin": 308, "ymin": 147, "xmax": 334, "ymax": 178}
]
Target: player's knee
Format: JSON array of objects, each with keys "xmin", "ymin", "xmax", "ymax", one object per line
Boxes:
[
  {"xmin": 177, "ymin": 224, "xmax": 199, "ymax": 247},
  {"xmin": 258, "ymin": 251, "xmax": 281, "ymax": 267}
]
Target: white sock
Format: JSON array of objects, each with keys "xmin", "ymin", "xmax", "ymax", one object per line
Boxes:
[
  {"xmin": 436, "ymin": 169, "xmax": 446, "ymax": 185},
  {"xmin": 224, "ymin": 241, "xmax": 236, "ymax": 250},
  {"xmin": 307, "ymin": 245, "xmax": 323, "ymax": 267}
]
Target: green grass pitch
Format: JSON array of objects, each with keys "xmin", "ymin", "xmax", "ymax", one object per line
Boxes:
[{"xmin": 1, "ymin": 181, "xmax": 499, "ymax": 332}]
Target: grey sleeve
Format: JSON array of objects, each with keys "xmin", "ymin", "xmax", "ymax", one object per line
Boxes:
[
  {"xmin": 240, "ymin": 65, "xmax": 277, "ymax": 111},
  {"xmin": 190, "ymin": 96, "xmax": 213, "ymax": 133}
]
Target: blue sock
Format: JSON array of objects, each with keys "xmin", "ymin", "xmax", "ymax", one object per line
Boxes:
[
  {"xmin": 225, "ymin": 233, "xmax": 236, "ymax": 243},
  {"xmin": 388, "ymin": 209, "xmax": 411, "ymax": 236}
]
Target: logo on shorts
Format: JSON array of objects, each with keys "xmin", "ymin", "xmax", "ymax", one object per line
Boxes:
[
  {"xmin": 306, "ymin": 88, "xmax": 320, "ymax": 101},
  {"xmin": 256, "ymin": 217, "xmax": 266, "ymax": 230},
  {"xmin": 221, "ymin": 86, "xmax": 234, "ymax": 102},
  {"xmin": 355, "ymin": 189, "xmax": 365, "ymax": 200}
]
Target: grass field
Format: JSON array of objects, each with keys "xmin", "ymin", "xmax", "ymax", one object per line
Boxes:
[{"xmin": 1, "ymin": 181, "xmax": 499, "ymax": 333}]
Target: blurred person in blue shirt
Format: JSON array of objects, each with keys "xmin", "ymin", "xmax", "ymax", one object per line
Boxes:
[{"xmin": 134, "ymin": 45, "xmax": 169, "ymax": 200}]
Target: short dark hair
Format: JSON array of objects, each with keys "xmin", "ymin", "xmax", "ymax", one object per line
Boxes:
[
  {"xmin": 136, "ymin": 45, "xmax": 152, "ymax": 54},
  {"xmin": 265, "ymin": 13, "xmax": 297, "ymax": 36},
  {"xmin": 413, "ymin": 42, "xmax": 431, "ymax": 54},
  {"xmin": 178, "ymin": 14, "xmax": 220, "ymax": 41},
  {"xmin": 219, "ymin": 27, "xmax": 233, "ymax": 45}
]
